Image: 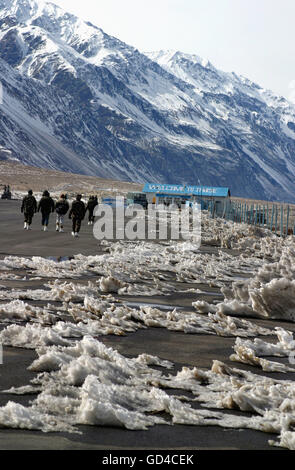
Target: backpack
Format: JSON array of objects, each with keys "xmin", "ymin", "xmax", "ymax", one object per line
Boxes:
[{"xmin": 56, "ymin": 199, "xmax": 69, "ymax": 215}]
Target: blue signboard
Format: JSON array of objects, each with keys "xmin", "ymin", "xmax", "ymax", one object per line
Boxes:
[
  {"xmin": 142, "ymin": 183, "xmax": 230, "ymax": 198},
  {"xmin": 102, "ymin": 198, "xmax": 127, "ymax": 208}
]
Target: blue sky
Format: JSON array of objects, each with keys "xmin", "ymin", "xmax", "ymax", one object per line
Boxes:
[{"xmin": 54, "ymin": 0, "xmax": 295, "ymax": 101}]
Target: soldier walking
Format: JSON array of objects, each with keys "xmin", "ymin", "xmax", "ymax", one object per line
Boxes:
[
  {"xmin": 21, "ymin": 189, "xmax": 37, "ymax": 230},
  {"xmin": 55, "ymin": 194, "xmax": 69, "ymax": 232},
  {"xmin": 86, "ymin": 195, "xmax": 98, "ymax": 225},
  {"xmin": 38, "ymin": 190, "xmax": 55, "ymax": 231},
  {"xmin": 69, "ymin": 194, "xmax": 86, "ymax": 237}
]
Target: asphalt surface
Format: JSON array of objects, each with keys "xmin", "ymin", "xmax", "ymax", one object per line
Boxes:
[
  {"xmin": 0, "ymin": 199, "xmax": 294, "ymax": 451},
  {"xmin": 0, "ymin": 199, "xmax": 103, "ymax": 258}
]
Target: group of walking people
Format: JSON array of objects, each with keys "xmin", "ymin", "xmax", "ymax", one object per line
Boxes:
[{"xmin": 21, "ymin": 190, "xmax": 98, "ymax": 237}]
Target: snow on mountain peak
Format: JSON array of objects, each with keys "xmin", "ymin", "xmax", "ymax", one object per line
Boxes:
[
  {"xmin": 0, "ymin": 0, "xmax": 45, "ymax": 22},
  {"xmin": 146, "ymin": 49, "xmax": 212, "ymax": 70},
  {"xmin": 0, "ymin": 0, "xmax": 295, "ymax": 201},
  {"xmin": 0, "ymin": 0, "xmax": 138, "ymax": 71}
]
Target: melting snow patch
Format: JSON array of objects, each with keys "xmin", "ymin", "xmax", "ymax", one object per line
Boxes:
[{"xmin": 1, "ymin": 212, "xmax": 295, "ymax": 447}]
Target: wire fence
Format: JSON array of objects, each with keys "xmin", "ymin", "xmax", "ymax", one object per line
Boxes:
[{"xmin": 209, "ymin": 199, "xmax": 295, "ymax": 237}]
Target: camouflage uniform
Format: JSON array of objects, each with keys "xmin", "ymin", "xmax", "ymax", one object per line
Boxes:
[
  {"xmin": 55, "ymin": 196, "xmax": 69, "ymax": 231},
  {"xmin": 38, "ymin": 191, "xmax": 55, "ymax": 227},
  {"xmin": 69, "ymin": 196, "xmax": 86, "ymax": 234},
  {"xmin": 21, "ymin": 192, "xmax": 37, "ymax": 227},
  {"xmin": 86, "ymin": 196, "xmax": 98, "ymax": 223}
]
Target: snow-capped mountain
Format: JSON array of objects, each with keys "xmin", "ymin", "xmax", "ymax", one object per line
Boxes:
[{"xmin": 0, "ymin": 0, "xmax": 295, "ymax": 201}]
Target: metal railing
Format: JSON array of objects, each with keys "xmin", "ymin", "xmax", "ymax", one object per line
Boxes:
[{"xmin": 210, "ymin": 200, "xmax": 295, "ymax": 237}]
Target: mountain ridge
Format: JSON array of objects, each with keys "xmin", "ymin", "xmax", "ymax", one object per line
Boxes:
[{"xmin": 0, "ymin": 0, "xmax": 295, "ymax": 201}]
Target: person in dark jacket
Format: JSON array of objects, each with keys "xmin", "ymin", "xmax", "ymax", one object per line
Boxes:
[
  {"xmin": 69, "ymin": 194, "xmax": 85, "ymax": 237},
  {"xmin": 21, "ymin": 189, "xmax": 37, "ymax": 230},
  {"xmin": 86, "ymin": 195, "xmax": 98, "ymax": 225},
  {"xmin": 55, "ymin": 194, "xmax": 69, "ymax": 232},
  {"xmin": 37, "ymin": 190, "xmax": 55, "ymax": 231}
]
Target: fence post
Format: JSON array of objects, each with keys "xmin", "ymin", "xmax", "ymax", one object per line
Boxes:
[
  {"xmin": 270, "ymin": 205, "xmax": 274, "ymax": 232},
  {"xmin": 286, "ymin": 205, "xmax": 290, "ymax": 237}
]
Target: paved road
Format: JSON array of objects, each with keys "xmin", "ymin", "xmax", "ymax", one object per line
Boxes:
[{"xmin": 0, "ymin": 199, "xmax": 293, "ymax": 450}]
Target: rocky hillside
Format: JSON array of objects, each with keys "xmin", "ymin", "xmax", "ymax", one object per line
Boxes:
[{"xmin": 0, "ymin": 0, "xmax": 295, "ymax": 201}]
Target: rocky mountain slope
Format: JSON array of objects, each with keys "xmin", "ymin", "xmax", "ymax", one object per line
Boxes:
[{"xmin": 0, "ymin": 0, "xmax": 295, "ymax": 201}]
